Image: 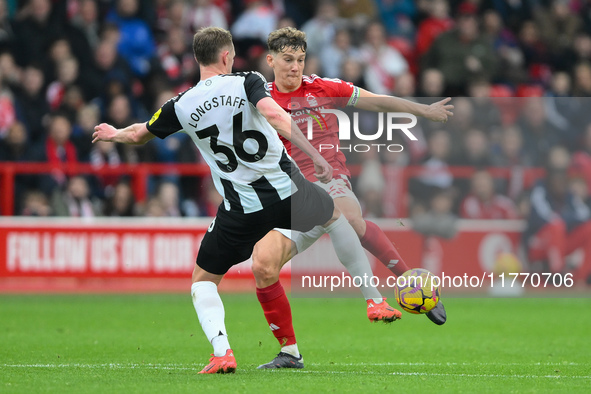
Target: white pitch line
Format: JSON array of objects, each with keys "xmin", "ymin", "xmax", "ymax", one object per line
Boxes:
[
  {"xmin": 1, "ymin": 363, "xmax": 197, "ymax": 370},
  {"xmin": 308, "ymin": 362, "xmax": 583, "ymax": 367},
  {"xmin": 1, "ymin": 362, "xmax": 590, "ymax": 380},
  {"xmin": 1, "ymin": 362, "xmax": 585, "ymax": 368},
  {"xmin": 274, "ymin": 370, "xmax": 591, "ymax": 379},
  {"xmin": 389, "ymin": 372, "xmax": 591, "ymax": 379}
]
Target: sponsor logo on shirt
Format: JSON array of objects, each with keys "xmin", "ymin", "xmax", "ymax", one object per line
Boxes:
[{"xmin": 306, "ymin": 93, "xmax": 318, "ymax": 107}]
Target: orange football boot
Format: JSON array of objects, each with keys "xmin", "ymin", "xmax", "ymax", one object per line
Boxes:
[
  {"xmin": 367, "ymin": 298, "xmax": 402, "ymax": 323},
  {"xmin": 198, "ymin": 349, "xmax": 237, "ymax": 374}
]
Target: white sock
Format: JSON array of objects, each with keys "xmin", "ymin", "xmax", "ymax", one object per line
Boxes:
[
  {"xmin": 281, "ymin": 343, "xmax": 301, "ymax": 359},
  {"xmin": 191, "ymin": 281, "xmax": 231, "ymax": 357},
  {"xmin": 294, "ymin": 225, "xmax": 325, "ymax": 254},
  {"xmin": 324, "ymin": 215, "xmax": 383, "ymax": 303}
]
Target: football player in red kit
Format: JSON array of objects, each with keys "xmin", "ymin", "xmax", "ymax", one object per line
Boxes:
[{"xmin": 253, "ymin": 27, "xmax": 453, "ymax": 369}]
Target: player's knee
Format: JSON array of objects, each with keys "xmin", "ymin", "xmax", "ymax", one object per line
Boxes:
[
  {"xmin": 191, "ymin": 264, "xmax": 201, "ymax": 283},
  {"xmin": 251, "ymin": 262, "xmax": 279, "ymax": 284},
  {"xmin": 252, "ymin": 246, "xmax": 281, "ymax": 282},
  {"xmin": 347, "ymin": 215, "xmax": 366, "ymax": 237}
]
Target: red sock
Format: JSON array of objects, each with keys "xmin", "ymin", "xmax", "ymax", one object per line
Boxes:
[
  {"xmin": 256, "ymin": 280, "xmax": 296, "ymax": 347},
  {"xmin": 361, "ymin": 220, "xmax": 410, "ymax": 276}
]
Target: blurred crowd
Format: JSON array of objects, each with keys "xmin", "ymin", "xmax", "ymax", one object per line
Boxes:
[{"xmin": 1, "ymin": 0, "xmax": 591, "ymax": 237}]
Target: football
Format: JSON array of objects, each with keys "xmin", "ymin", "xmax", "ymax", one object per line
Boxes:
[{"xmin": 395, "ymin": 268, "xmax": 440, "ymax": 314}]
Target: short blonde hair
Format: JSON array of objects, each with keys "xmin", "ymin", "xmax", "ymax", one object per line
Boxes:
[{"xmin": 192, "ymin": 27, "xmax": 233, "ymax": 65}]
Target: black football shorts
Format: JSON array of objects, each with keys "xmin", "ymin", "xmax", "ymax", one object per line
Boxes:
[{"xmin": 196, "ymin": 174, "xmax": 334, "ymax": 275}]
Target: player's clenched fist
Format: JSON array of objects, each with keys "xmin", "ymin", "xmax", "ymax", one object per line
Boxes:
[
  {"xmin": 92, "ymin": 123, "xmax": 117, "ymax": 143},
  {"xmin": 313, "ymin": 157, "xmax": 333, "ymax": 184}
]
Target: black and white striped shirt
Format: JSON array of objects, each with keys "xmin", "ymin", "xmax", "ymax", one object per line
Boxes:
[{"xmin": 147, "ymin": 72, "xmax": 297, "ymax": 213}]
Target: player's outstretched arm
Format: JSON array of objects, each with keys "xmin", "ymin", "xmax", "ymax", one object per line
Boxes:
[
  {"xmin": 92, "ymin": 122, "xmax": 155, "ymax": 145},
  {"xmin": 354, "ymin": 89, "xmax": 454, "ymax": 123},
  {"xmin": 256, "ymin": 97, "xmax": 333, "ymax": 182}
]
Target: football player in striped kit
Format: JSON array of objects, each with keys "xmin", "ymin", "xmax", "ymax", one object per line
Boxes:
[{"xmin": 92, "ymin": 27, "xmax": 394, "ymax": 374}]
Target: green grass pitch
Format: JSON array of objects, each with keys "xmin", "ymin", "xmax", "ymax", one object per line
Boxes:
[{"xmin": 1, "ymin": 293, "xmax": 590, "ymax": 393}]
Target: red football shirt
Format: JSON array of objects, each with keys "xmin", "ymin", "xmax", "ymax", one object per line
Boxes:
[{"xmin": 268, "ymin": 74, "xmax": 360, "ymax": 182}]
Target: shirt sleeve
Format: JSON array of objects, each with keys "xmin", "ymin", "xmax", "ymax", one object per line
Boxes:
[
  {"xmin": 243, "ymin": 72, "xmax": 272, "ymax": 106},
  {"xmin": 319, "ymin": 76, "xmax": 360, "ymax": 107},
  {"xmin": 146, "ymin": 96, "xmax": 183, "ymax": 139}
]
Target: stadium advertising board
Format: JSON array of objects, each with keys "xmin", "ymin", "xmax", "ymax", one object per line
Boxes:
[{"xmin": 2, "ymin": 218, "xmax": 567, "ymax": 296}]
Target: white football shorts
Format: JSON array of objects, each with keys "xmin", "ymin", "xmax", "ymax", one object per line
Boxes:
[{"xmin": 274, "ymin": 176, "xmax": 360, "ymax": 251}]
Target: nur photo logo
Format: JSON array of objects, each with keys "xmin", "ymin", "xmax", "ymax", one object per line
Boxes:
[{"xmin": 304, "ymin": 108, "xmax": 418, "ymax": 153}]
